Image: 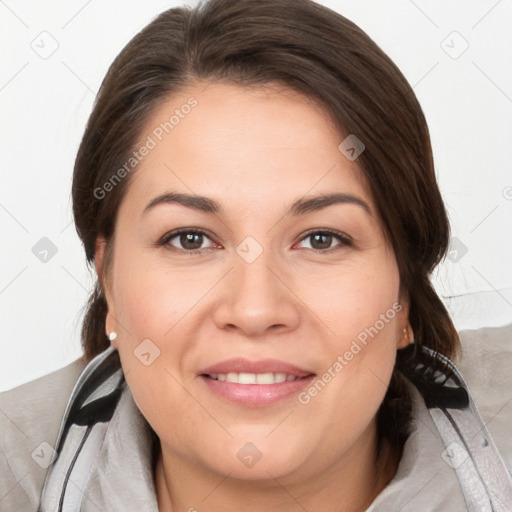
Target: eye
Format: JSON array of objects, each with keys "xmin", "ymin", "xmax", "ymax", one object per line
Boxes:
[
  {"xmin": 296, "ymin": 229, "xmax": 352, "ymax": 252},
  {"xmin": 158, "ymin": 228, "xmax": 352, "ymax": 255},
  {"xmin": 159, "ymin": 228, "xmax": 217, "ymax": 254}
]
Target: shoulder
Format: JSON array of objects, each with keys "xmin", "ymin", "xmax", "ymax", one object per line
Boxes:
[
  {"xmin": 0, "ymin": 357, "xmax": 87, "ymax": 510},
  {"xmin": 454, "ymin": 322, "xmax": 512, "ymax": 470},
  {"xmin": 0, "ymin": 356, "xmax": 87, "ymax": 413}
]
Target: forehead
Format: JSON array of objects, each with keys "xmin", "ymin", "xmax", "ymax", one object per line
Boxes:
[{"xmin": 122, "ymin": 81, "xmax": 372, "ymax": 216}]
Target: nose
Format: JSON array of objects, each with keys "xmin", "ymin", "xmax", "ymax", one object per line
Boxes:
[{"xmin": 212, "ymin": 247, "xmax": 301, "ymax": 338}]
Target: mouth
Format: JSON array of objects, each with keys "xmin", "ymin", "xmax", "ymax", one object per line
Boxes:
[
  {"xmin": 198, "ymin": 371, "xmax": 316, "ymax": 407},
  {"xmin": 198, "ymin": 357, "xmax": 314, "ymax": 379},
  {"xmin": 201, "ymin": 372, "xmax": 311, "ymax": 384}
]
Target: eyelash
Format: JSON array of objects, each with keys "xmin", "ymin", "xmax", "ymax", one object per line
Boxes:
[{"xmin": 158, "ymin": 228, "xmax": 353, "ymax": 255}]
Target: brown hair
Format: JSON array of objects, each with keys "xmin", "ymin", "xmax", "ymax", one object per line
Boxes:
[{"xmin": 72, "ymin": 0, "xmax": 459, "ymax": 452}]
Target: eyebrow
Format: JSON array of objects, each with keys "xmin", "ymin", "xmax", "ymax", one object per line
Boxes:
[{"xmin": 142, "ymin": 191, "xmax": 372, "ymax": 218}]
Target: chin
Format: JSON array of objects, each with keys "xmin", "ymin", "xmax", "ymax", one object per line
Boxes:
[{"xmin": 201, "ymin": 436, "xmax": 310, "ymax": 481}]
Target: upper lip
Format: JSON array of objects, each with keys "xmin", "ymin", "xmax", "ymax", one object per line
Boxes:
[{"xmin": 198, "ymin": 358, "xmax": 315, "ymax": 378}]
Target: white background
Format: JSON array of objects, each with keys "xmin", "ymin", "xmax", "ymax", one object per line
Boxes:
[{"xmin": 1, "ymin": 0, "xmax": 511, "ymax": 391}]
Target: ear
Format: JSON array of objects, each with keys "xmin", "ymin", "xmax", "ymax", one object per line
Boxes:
[
  {"xmin": 94, "ymin": 236, "xmax": 118, "ymax": 347},
  {"xmin": 396, "ymin": 299, "xmax": 413, "ymax": 350},
  {"xmin": 94, "ymin": 236, "xmax": 107, "ymax": 281}
]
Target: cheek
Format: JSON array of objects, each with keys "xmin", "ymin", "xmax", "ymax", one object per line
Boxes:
[
  {"xmin": 108, "ymin": 249, "xmax": 212, "ymax": 430},
  {"xmin": 297, "ymin": 257, "xmax": 401, "ymax": 434},
  {"xmin": 309, "ymin": 254, "xmax": 401, "ymax": 346},
  {"xmin": 111, "ymin": 248, "xmax": 198, "ymax": 341}
]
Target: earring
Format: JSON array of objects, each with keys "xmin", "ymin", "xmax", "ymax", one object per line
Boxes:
[{"xmin": 109, "ymin": 332, "xmax": 118, "ymax": 341}]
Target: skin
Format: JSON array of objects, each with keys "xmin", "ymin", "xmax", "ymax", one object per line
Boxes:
[{"xmin": 94, "ymin": 81, "xmax": 413, "ymax": 512}]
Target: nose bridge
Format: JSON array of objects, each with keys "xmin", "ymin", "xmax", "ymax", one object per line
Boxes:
[
  {"xmin": 234, "ymin": 237, "xmax": 282, "ymax": 313},
  {"xmin": 213, "ymin": 235, "xmax": 300, "ymax": 335},
  {"xmin": 236, "ymin": 242, "xmax": 277, "ymax": 298}
]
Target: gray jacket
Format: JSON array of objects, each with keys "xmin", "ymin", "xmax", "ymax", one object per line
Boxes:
[{"xmin": 2, "ymin": 324, "xmax": 512, "ymax": 511}]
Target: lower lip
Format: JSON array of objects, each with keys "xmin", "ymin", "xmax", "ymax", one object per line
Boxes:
[{"xmin": 199, "ymin": 374, "xmax": 316, "ymax": 407}]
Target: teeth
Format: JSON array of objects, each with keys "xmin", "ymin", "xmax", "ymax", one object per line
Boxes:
[{"xmin": 207, "ymin": 372, "xmax": 299, "ymax": 384}]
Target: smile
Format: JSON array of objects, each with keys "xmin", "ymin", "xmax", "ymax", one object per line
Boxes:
[
  {"xmin": 205, "ymin": 372, "xmax": 300, "ymax": 384},
  {"xmin": 199, "ymin": 373, "xmax": 316, "ymax": 407}
]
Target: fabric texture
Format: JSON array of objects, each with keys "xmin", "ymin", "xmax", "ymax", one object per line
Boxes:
[{"xmin": 1, "ymin": 323, "xmax": 512, "ymax": 511}]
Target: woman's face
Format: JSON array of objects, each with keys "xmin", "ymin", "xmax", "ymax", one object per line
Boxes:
[{"xmin": 96, "ymin": 82, "xmax": 411, "ymax": 483}]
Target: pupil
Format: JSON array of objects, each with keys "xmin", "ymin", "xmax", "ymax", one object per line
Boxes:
[
  {"xmin": 181, "ymin": 233, "xmax": 202, "ymax": 250},
  {"xmin": 312, "ymin": 233, "xmax": 331, "ymax": 249}
]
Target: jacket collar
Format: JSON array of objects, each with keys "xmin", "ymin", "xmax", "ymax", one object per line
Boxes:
[
  {"xmin": 79, "ymin": 379, "xmax": 159, "ymax": 511},
  {"xmin": 39, "ymin": 344, "xmax": 512, "ymax": 511}
]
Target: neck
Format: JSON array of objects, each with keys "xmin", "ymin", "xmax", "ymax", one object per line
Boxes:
[{"xmin": 154, "ymin": 424, "xmax": 400, "ymax": 512}]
